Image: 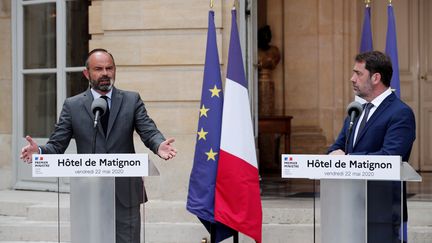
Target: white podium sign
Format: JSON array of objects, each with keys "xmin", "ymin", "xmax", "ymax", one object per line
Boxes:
[
  {"xmin": 32, "ymin": 153, "xmax": 148, "ymax": 177},
  {"xmin": 281, "ymin": 154, "xmax": 401, "ymax": 180}
]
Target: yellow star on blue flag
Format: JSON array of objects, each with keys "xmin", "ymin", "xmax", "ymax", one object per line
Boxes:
[{"xmin": 209, "ymin": 85, "xmax": 221, "ymax": 97}]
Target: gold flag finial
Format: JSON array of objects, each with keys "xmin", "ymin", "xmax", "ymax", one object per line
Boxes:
[
  {"xmin": 388, "ymin": 0, "xmax": 392, "ymax": 4},
  {"xmin": 365, "ymin": 0, "xmax": 371, "ymax": 6},
  {"xmin": 210, "ymin": 0, "xmax": 214, "ymax": 9}
]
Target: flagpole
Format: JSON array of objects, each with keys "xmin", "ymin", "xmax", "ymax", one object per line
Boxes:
[
  {"xmin": 227, "ymin": 8, "xmax": 240, "ymax": 243},
  {"xmin": 206, "ymin": 4, "xmax": 215, "ymax": 243},
  {"xmin": 210, "ymin": 223, "xmax": 216, "ymax": 243},
  {"xmin": 313, "ymin": 181, "xmax": 316, "ymax": 243},
  {"xmin": 385, "ymin": 0, "xmax": 404, "ymax": 239}
]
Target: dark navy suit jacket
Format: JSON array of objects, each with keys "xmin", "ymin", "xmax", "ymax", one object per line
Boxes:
[{"xmin": 328, "ymin": 92, "xmax": 416, "ymax": 242}]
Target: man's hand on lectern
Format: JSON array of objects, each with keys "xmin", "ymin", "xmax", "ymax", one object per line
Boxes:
[{"xmin": 329, "ymin": 149, "xmax": 345, "ymax": 155}]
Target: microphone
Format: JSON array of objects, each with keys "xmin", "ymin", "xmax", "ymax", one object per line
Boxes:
[
  {"xmin": 91, "ymin": 98, "xmax": 107, "ymax": 128},
  {"xmin": 346, "ymin": 101, "xmax": 363, "ymax": 130}
]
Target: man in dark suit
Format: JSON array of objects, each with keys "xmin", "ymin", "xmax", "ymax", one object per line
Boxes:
[
  {"xmin": 328, "ymin": 51, "xmax": 416, "ymax": 243},
  {"xmin": 20, "ymin": 48, "xmax": 177, "ymax": 243}
]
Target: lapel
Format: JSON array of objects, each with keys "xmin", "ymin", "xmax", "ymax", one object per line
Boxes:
[
  {"xmin": 106, "ymin": 87, "xmax": 124, "ymax": 139},
  {"xmin": 352, "ymin": 92, "xmax": 396, "ymax": 149},
  {"xmin": 83, "ymin": 88, "xmax": 93, "ymax": 118}
]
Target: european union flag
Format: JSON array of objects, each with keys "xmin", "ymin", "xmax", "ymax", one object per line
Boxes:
[
  {"xmin": 385, "ymin": 3, "xmax": 401, "ymax": 98},
  {"xmin": 360, "ymin": 3, "xmax": 373, "ymax": 53},
  {"xmin": 186, "ymin": 10, "xmax": 234, "ymax": 242}
]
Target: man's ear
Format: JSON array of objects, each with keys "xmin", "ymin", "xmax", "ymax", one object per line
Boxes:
[
  {"xmin": 83, "ymin": 69, "xmax": 90, "ymax": 80},
  {"xmin": 372, "ymin": 73, "xmax": 381, "ymax": 83}
]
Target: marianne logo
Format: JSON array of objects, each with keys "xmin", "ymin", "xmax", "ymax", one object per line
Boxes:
[
  {"xmin": 283, "ymin": 155, "xmax": 299, "ymax": 169},
  {"xmin": 33, "ymin": 156, "xmax": 49, "ymax": 168}
]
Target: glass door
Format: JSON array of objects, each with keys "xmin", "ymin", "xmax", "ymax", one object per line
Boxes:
[{"xmin": 13, "ymin": 0, "xmax": 89, "ymax": 191}]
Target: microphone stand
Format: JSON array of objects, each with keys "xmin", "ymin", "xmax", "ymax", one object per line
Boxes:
[
  {"xmin": 345, "ymin": 110, "xmax": 359, "ymax": 154},
  {"xmin": 92, "ymin": 121, "xmax": 99, "ymax": 154},
  {"xmin": 90, "ymin": 98, "xmax": 106, "ymax": 154},
  {"xmin": 345, "ymin": 124, "xmax": 354, "ymax": 154},
  {"xmin": 91, "ymin": 108, "xmax": 103, "ymax": 154}
]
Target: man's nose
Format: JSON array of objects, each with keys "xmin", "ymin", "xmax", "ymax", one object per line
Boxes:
[{"xmin": 101, "ymin": 68, "xmax": 109, "ymax": 75}]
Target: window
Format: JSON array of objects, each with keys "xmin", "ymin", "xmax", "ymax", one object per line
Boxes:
[{"xmin": 16, "ymin": 0, "xmax": 89, "ymax": 138}]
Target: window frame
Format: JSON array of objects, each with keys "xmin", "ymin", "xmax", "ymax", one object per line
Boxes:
[{"xmin": 12, "ymin": 0, "xmax": 86, "ymax": 190}]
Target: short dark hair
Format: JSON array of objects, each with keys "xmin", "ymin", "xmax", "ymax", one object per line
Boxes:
[
  {"xmin": 355, "ymin": 51, "xmax": 393, "ymax": 87},
  {"xmin": 85, "ymin": 48, "xmax": 116, "ymax": 69}
]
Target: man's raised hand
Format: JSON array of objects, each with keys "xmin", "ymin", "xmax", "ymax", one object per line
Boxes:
[{"xmin": 20, "ymin": 136, "xmax": 39, "ymax": 164}]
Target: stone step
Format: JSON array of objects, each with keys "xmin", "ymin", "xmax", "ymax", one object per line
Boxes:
[
  {"xmin": 0, "ymin": 190, "xmax": 69, "ymax": 218},
  {"xmin": 406, "ymin": 201, "xmax": 432, "ymax": 226},
  {"xmin": 0, "ymin": 215, "xmax": 69, "ymax": 242},
  {"xmin": 0, "ymin": 242, "xmax": 62, "ymax": 243},
  {"xmin": 1, "ymin": 215, "xmax": 431, "ymax": 243},
  {"xmin": 18, "ymin": 199, "xmax": 320, "ymax": 224},
  {"xmin": 1, "ymin": 215, "xmax": 432, "ymax": 242},
  {"xmin": 26, "ymin": 204, "xmax": 69, "ymax": 222},
  {"xmin": 5, "ymin": 191, "xmax": 432, "ymax": 225},
  {"xmin": 2, "ymin": 190, "xmax": 432, "ymax": 242},
  {"xmin": 145, "ymin": 223, "xmax": 315, "ymax": 243},
  {"xmin": 144, "ymin": 198, "xmax": 319, "ymax": 224}
]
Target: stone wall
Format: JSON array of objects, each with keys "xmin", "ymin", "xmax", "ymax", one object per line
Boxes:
[
  {"xmin": 0, "ymin": 0, "xmax": 12, "ymax": 189},
  {"xmin": 88, "ymin": 0, "xmax": 232, "ymax": 200},
  {"xmin": 265, "ymin": 0, "xmax": 361, "ymax": 154},
  {"xmin": 0, "ymin": 0, "xmax": 388, "ymax": 193},
  {"xmin": 86, "ymin": 0, "xmax": 363, "ymax": 200}
]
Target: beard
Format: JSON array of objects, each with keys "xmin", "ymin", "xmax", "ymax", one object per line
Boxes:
[
  {"xmin": 90, "ymin": 76, "xmax": 114, "ymax": 92},
  {"xmin": 353, "ymin": 79, "xmax": 373, "ymax": 100}
]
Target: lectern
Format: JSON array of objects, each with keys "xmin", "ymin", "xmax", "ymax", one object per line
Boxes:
[
  {"xmin": 281, "ymin": 154, "xmax": 421, "ymax": 243},
  {"xmin": 32, "ymin": 153, "xmax": 158, "ymax": 243}
]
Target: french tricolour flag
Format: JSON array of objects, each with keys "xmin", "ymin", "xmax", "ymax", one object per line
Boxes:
[{"xmin": 214, "ymin": 8, "xmax": 262, "ymax": 243}]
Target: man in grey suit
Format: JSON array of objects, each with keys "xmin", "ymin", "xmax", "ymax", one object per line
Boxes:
[{"xmin": 20, "ymin": 48, "xmax": 177, "ymax": 243}]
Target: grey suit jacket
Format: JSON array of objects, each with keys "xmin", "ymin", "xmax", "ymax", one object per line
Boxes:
[{"xmin": 41, "ymin": 87, "xmax": 165, "ymax": 207}]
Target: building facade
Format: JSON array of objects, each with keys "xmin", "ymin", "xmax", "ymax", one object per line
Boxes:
[{"xmin": 1, "ymin": 0, "xmax": 432, "ymax": 241}]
